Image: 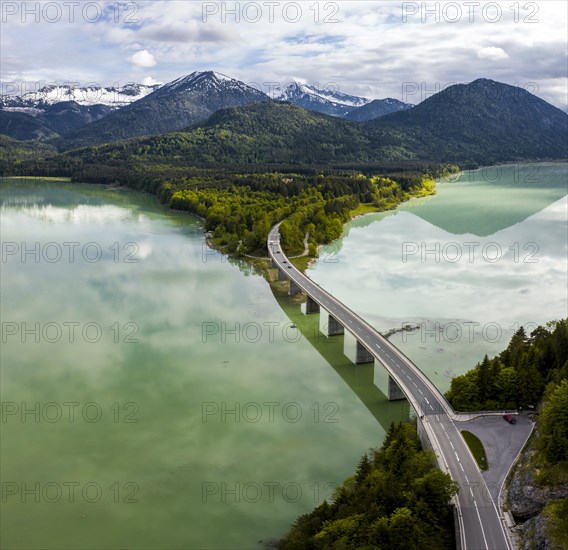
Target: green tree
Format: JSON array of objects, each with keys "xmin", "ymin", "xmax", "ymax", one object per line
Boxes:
[{"xmin": 540, "ymin": 380, "xmax": 568, "ymax": 463}]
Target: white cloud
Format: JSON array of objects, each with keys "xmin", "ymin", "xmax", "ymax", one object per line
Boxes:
[
  {"xmin": 477, "ymin": 47, "xmax": 509, "ymax": 61},
  {"xmin": 1, "ymin": 0, "xmax": 566, "ymax": 109},
  {"xmin": 129, "ymin": 50, "xmax": 157, "ymax": 68},
  {"xmin": 142, "ymin": 76, "xmax": 161, "ymax": 86}
]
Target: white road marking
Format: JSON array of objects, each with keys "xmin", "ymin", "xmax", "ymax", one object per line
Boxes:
[
  {"xmin": 274, "ymin": 232, "xmax": 500, "ymax": 550},
  {"xmin": 473, "ymin": 497, "xmax": 490, "ymax": 549},
  {"xmin": 469, "ymin": 488, "xmax": 474, "ymax": 497}
]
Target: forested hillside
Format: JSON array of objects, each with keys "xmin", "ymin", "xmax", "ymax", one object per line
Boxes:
[
  {"xmin": 445, "ymin": 320, "xmax": 568, "ymax": 412},
  {"xmin": 279, "ymin": 422, "xmax": 459, "ymax": 549}
]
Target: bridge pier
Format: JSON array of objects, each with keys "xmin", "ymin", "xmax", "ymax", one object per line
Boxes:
[
  {"xmin": 289, "ymin": 280, "xmax": 301, "ymax": 296},
  {"xmin": 373, "ymin": 358, "xmax": 406, "ymax": 401},
  {"xmin": 278, "ymin": 268, "xmax": 288, "ymax": 281},
  {"xmin": 388, "ymin": 376, "xmax": 406, "ymax": 400},
  {"xmin": 271, "ymin": 258, "xmax": 278, "ymax": 268},
  {"xmin": 305, "ymin": 295, "xmax": 320, "ymax": 314},
  {"xmin": 319, "ymin": 308, "xmax": 345, "ymax": 336},
  {"xmin": 355, "ymin": 340, "xmax": 374, "ymax": 364},
  {"xmin": 344, "ymin": 331, "xmax": 374, "ymax": 364}
]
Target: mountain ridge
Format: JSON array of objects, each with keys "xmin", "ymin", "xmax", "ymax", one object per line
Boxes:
[
  {"xmin": 61, "ymin": 71, "xmax": 268, "ymax": 148},
  {"xmin": 1, "ymin": 77, "xmax": 567, "ymax": 168},
  {"xmin": 345, "ymin": 98, "xmax": 414, "ymax": 121},
  {"xmin": 377, "ymin": 78, "xmax": 568, "ymax": 163},
  {"xmin": 271, "ymin": 82, "xmax": 370, "ymax": 117}
]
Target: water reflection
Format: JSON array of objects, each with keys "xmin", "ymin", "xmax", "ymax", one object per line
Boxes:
[
  {"xmin": 1, "ymin": 178, "xmax": 387, "ymax": 550},
  {"xmin": 310, "ymin": 163, "xmax": 568, "ymax": 392}
]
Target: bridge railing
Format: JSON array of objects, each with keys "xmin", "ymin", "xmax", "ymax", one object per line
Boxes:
[
  {"xmin": 269, "ymin": 226, "xmax": 458, "ymax": 414},
  {"xmin": 270, "ymin": 225, "xmax": 525, "ymax": 425}
]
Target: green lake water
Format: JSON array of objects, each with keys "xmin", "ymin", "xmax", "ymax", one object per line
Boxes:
[
  {"xmin": 0, "ymin": 178, "xmax": 405, "ymax": 550},
  {"xmin": 309, "ymin": 163, "xmax": 568, "ymax": 391},
  {"xmin": 1, "ymin": 163, "xmax": 566, "ymax": 548}
]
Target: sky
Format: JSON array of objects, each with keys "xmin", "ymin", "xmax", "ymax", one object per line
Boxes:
[{"xmin": 1, "ymin": 0, "xmax": 567, "ymax": 109}]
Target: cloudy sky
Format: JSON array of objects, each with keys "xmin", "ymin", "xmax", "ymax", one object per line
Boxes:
[{"xmin": 2, "ymin": 0, "xmax": 567, "ymax": 108}]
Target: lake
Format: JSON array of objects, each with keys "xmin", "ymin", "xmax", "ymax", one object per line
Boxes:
[
  {"xmin": 1, "ymin": 162, "xmax": 566, "ymax": 548},
  {"xmin": 0, "ymin": 178, "xmax": 404, "ymax": 550},
  {"xmin": 309, "ymin": 163, "xmax": 568, "ymax": 392}
]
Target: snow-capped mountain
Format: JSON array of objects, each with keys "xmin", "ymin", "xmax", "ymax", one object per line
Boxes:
[
  {"xmin": 151, "ymin": 71, "xmax": 263, "ymax": 100},
  {"xmin": 271, "ymin": 82, "xmax": 370, "ymax": 117},
  {"xmin": 0, "ymin": 70, "xmax": 414, "ymax": 145},
  {"xmin": 66, "ymin": 71, "xmax": 269, "ymax": 148},
  {"xmin": 1, "ymin": 83, "xmax": 160, "ymax": 109}
]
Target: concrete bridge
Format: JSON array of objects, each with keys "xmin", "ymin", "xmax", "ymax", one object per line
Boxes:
[{"xmin": 269, "ymin": 224, "xmax": 513, "ymax": 550}]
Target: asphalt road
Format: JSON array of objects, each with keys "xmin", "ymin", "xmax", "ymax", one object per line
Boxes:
[{"xmin": 269, "ymin": 225, "xmax": 512, "ymax": 550}]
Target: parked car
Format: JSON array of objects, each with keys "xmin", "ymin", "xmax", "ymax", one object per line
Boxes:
[{"xmin": 503, "ymin": 414, "xmax": 517, "ymax": 424}]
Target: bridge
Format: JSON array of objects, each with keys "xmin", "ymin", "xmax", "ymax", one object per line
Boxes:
[{"xmin": 268, "ymin": 224, "xmax": 513, "ymax": 550}]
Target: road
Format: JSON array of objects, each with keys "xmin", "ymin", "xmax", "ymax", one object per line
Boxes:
[{"xmin": 269, "ymin": 225, "xmax": 512, "ymax": 550}]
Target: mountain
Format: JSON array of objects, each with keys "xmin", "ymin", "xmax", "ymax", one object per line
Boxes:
[
  {"xmin": 3, "ymin": 78, "xmax": 567, "ymax": 171},
  {"xmin": 52, "ymin": 101, "xmax": 412, "ymax": 170},
  {"xmin": 377, "ymin": 78, "xmax": 568, "ymax": 163},
  {"xmin": 272, "ymin": 82, "xmax": 369, "ymax": 117},
  {"xmin": 0, "ymin": 111, "xmax": 60, "ymax": 141},
  {"xmin": 1, "ymin": 83, "xmax": 159, "ymax": 109},
  {"xmin": 345, "ymin": 98, "xmax": 413, "ymax": 121},
  {"xmin": 0, "ymin": 101, "xmax": 117, "ymax": 140},
  {"xmin": 63, "ymin": 71, "xmax": 268, "ymax": 149},
  {"xmin": 0, "ymin": 134, "xmax": 57, "ymax": 173},
  {"xmin": 0, "ymin": 83, "xmax": 159, "ymax": 139}
]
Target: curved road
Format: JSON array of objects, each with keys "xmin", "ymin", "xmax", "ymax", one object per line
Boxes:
[{"xmin": 269, "ymin": 225, "xmax": 512, "ymax": 550}]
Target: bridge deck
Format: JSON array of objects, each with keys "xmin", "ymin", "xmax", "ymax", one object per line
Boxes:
[{"xmin": 268, "ymin": 224, "xmax": 512, "ymax": 550}]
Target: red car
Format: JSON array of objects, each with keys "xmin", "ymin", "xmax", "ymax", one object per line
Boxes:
[{"xmin": 503, "ymin": 414, "xmax": 517, "ymax": 424}]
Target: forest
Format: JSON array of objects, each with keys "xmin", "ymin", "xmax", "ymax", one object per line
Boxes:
[
  {"xmin": 446, "ymin": 320, "xmax": 568, "ymax": 471},
  {"xmin": 1, "ymin": 143, "xmax": 459, "ymax": 257},
  {"xmin": 279, "ymin": 321, "xmax": 568, "ymax": 549},
  {"xmin": 163, "ymin": 171, "xmax": 439, "ymax": 255},
  {"xmin": 278, "ymin": 422, "xmax": 459, "ymax": 549},
  {"xmin": 445, "ymin": 321, "xmax": 568, "ymax": 413}
]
